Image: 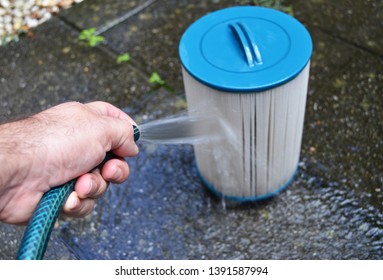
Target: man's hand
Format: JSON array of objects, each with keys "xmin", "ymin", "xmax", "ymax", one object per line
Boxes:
[{"xmin": 0, "ymin": 101, "xmax": 139, "ymax": 224}]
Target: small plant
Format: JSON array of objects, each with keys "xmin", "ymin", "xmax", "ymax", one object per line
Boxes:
[
  {"xmin": 147, "ymin": 71, "xmax": 175, "ymax": 93},
  {"xmin": 79, "ymin": 28, "xmax": 105, "ymax": 47},
  {"xmin": 149, "ymin": 72, "xmax": 165, "ymax": 86},
  {"xmin": 116, "ymin": 53, "xmax": 131, "ymax": 63}
]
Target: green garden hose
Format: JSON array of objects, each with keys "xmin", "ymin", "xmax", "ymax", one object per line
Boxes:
[{"xmin": 17, "ymin": 125, "xmax": 140, "ymax": 260}]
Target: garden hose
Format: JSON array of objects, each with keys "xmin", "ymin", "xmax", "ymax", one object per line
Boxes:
[{"xmin": 17, "ymin": 125, "xmax": 140, "ymax": 260}]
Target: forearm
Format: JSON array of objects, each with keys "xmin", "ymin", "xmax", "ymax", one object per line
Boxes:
[{"xmin": 0, "ymin": 115, "xmax": 53, "ymax": 223}]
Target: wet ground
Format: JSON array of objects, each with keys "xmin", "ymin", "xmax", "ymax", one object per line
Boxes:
[{"xmin": 0, "ymin": 0, "xmax": 382, "ymax": 259}]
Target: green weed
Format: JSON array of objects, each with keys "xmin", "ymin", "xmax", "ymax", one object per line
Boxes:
[
  {"xmin": 149, "ymin": 72, "xmax": 165, "ymax": 86},
  {"xmin": 79, "ymin": 28, "xmax": 105, "ymax": 47},
  {"xmin": 116, "ymin": 53, "xmax": 131, "ymax": 63}
]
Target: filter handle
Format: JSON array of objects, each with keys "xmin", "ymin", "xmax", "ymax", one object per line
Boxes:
[{"xmin": 229, "ymin": 22, "xmax": 263, "ymax": 67}]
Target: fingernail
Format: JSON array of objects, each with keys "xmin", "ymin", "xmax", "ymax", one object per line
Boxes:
[
  {"xmin": 113, "ymin": 167, "xmax": 123, "ymax": 181},
  {"xmin": 133, "ymin": 143, "xmax": 139, "ymax": 155},
  {"xmin": 89, "ymin": 178, "xmax": 97, "ymax": 195},
  {"xmin": 66, "ymin": 194, "xmax": 78, "ymax": 210}
]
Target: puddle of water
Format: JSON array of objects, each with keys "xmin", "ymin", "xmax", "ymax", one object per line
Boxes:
[{"xmin": 57, "ymin": 143, "xmax": 383, "ymax": 259}]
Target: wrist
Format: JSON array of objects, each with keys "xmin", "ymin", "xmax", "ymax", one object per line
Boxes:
[{"xmin": 0, "ymin": 119, "xmax": 39, "ymax": 191}]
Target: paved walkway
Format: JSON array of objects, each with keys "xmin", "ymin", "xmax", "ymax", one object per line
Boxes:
[{"xmin": 0, "ymin": 0, "xmax": 382, "ymax": 259}]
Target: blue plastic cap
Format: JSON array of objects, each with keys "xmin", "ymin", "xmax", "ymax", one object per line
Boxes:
[{"xmin": 179, "ymin": 6, "xmax": 313, "ymax": 92}]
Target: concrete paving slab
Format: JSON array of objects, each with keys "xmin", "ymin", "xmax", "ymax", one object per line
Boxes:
[
  {"xmin": 0, "ymin": 17, "xmax": 153, "ymax": 123},
  {"xmin": 99, "ymin": 0, "xmax": 240, "ymax": 93},
  {"xmin": 303, "ymin": 48, "xmax": 383, "ymax": 210},
  {"xmin": 289, "ymin": 0, "xmax": 383, "ymax": 56},
  {"xmin": 59, "ymin": 0, "xmax": 158, "ymax": 32},
  {"xmin": 308, "ymin": 29, "xmax": 360, "ymax": 91}
]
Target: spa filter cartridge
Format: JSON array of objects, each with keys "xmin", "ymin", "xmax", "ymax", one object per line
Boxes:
[{"xmin": 179, "ymin": 6, "xmax": 312, "ymax": 201}]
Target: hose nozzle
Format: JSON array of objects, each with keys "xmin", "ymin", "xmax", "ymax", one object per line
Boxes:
[{"xmin": 133, "ymin": 125, "xmax": 140, "ymax": 142}]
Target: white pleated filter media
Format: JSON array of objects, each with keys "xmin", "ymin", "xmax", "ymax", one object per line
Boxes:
[
  {"xmin": 179, "ymin": 6, "xmax": 313, "ymax": 200},
  {"xmin": 183, "ymin": 63, "xmax": 310, "ymax": 199}
]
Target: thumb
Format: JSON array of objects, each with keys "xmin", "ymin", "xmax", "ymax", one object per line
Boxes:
[
  {"xmin": 86, "ymin": 102, "xmax": 139, "ymax": 157},
  {"xmin": 106, "ymin": 118, "xmax": 139, "ymax": 157}
]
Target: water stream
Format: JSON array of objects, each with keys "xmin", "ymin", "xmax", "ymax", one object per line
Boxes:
[{"xmin": 137, "ymin": 112, "xmax": 231, "ymax": 145}]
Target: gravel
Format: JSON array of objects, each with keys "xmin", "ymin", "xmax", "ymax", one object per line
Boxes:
[{"xmin": 0, "ymin": 0, "xmax": 83, "ymax": 45}]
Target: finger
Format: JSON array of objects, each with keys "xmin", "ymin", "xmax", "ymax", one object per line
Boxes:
[
  {"xmin": 101, "ymin": 158, "xmax": 130, "ymax": 184},
  {"xmin": 106, "ymin": 118, "xmax": 139, "ymax": 157},
  {"xmin": 87, "ymin": 102, "xmax": 139, "ymax": 157},
  {"xmin": 86, "ymin": 101, "xmax": 136, "ymax": 124},
  {"xmin": 62, "ymin": 192, "xmax": 95, "ymax": 218},
  {"xmin": 74, "ymin": 169, "xmax": 109, "ymax": 199}
]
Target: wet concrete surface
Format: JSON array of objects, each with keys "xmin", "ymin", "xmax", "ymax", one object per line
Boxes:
[
  {"xmin": 287, "ymin": 0, "xmax": 383, "ymax": 56},
  {"xmin": 0, "ymin": 0, "xmax": 382, "ymax": 259}
]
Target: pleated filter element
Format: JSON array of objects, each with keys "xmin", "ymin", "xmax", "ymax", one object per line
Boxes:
[{"xmin": 179, "ymin": 7, "xmax": 313, "ymax": 201}]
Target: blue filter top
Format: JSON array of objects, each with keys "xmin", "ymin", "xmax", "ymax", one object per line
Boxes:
[{"xmin": 179, "ymin": 6, "xmax": 313, "ymax": 92}]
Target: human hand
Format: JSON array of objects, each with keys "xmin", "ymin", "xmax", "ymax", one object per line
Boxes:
[{"xmin": 0, "ymin": 101, "xmax": 139, "ymax": 224}]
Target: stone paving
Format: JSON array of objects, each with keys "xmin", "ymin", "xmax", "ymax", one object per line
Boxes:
[{"xmin": 0, "ymin": 0, "xmax": 382, "ymax": 259}]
